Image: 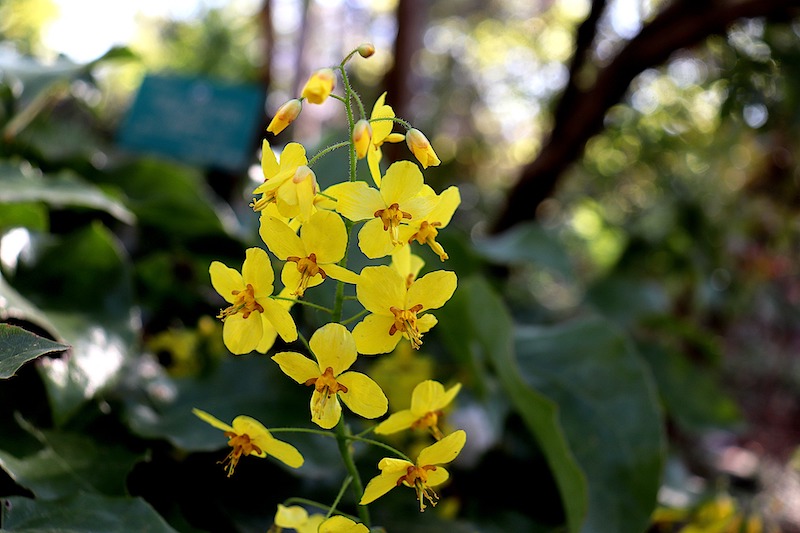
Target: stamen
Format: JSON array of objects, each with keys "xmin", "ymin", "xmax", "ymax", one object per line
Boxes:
[
  {"xmin": 389, "ymin": 304, "xmax": 425, "ymax": 349},
  {"xmin": 286, "ymin": 253, "xmax": 326, "ymax": 297},
  {"xmin": 374, "ymin": 203, "xmax": 412, "ymax": 245},
  {"xmin": 216, "ymin": 284, "xmax": 264, "ymax": 321}
]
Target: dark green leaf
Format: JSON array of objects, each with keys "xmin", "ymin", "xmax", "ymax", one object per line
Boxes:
[
  {"xmin": 0, "ymin": 324, "xmax": 69, "ymax": 379},
  {"xmin": 1, "ymin": 492, "xmax": 177, "ymax": 532},
  {"xmin": 515, "ymin": 316, "xmax": 666, "ymax": 533},
  {"xmin": 473, "ymin": 221, "xmax": 575, "ymax": 277},
  {"xmin": 0, "ymin": 204, "xmax": 48, "ymax": 231},
  {"xmin": 0, "ymin": 271, "xmax": 61, "ymax": 339}
]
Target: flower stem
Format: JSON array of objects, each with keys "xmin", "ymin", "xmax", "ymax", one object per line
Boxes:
[{"xmin": 335, "ymin": 419, "xmax": 370, "ymax": 525}]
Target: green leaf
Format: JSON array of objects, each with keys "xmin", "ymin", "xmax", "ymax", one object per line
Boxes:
[
  {"xmin": 515, "ymin": 316, "xmax": 666, "ymax": 533},
  {"xmin": 473, "ymin": 221, "xmax": 575, "ymax": 277},
  {"xmin": 0, "ymin": 204, "xmax": 48, "ymax": 231},
  {"xmin": 1, "ymin": 492, "xmax": 177, "ymax": 532},
  {"xmin": 0, "ymin": 422, "xmax": 143, "ymax": 499},
  {"xmin": 439, "ymin": 276, "xmax": 588, "ymax": 533},
  {"xmin": 0, "ymin": 163, "xmax": 135, "ymax": 225},
  {"xmin": 0, "ymin": 271, "xmax": 61, "ymax": 340},
  {"xmin": 0, "ymin": 324, "xmax": 69, "ymax": 379}
]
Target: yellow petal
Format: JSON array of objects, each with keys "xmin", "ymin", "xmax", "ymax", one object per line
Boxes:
[
  {"xmin": 332, "ymin": 181, "xmax": 384, "ymax": 221},
  {"xmin": 357, "ymin": 218, "xmax": 397, "ymax": 260},
  {"xmin": 378, "ymin": 457, "xmax": 415, "ymax": 473},
  {"xmin": 427, "ymin": 186, "xmax": 461, "ymax": 227},
  {"xmin": 274, "ymin": 504, "xmax": 308, "ymax": 528},
  {"xmin": 417, "ymin": 313, "xmax": 438, "ymax": 335},
  {"xmin": 407, "ymin": 270, "xmax": 457, "ymax": 310},
  {"xmin": 231, "ymin": 415, "xmax": 272, "ymax": 453},
  {"xmin": 300, "ymin": 210, "xmax": 347, "ymax": 263},
  {"xmin": 260, "ymin": 297, "xmax": 297, "ymax": 342},
  {"xmin": 242, "ymin": 248, "xmax": 274, "ymax": 298},
  {"xmin": 272, "ymin": 351, "xmax": 321, "ymax": 383},
  {"xmin": 223, "ymin": 313, "xmax": 262, "ymax": 354},
  {"xmin": 417, "ymin": 429, "xmax": 466, "ymax": 466},
  {"xmin": 280, "ymin": 142, "xmax": 309, "ymax": 171},
  {"xmin": 311, "ymin": 389, "xmax": 342, "ymax": 429},
  {"xmin": 337, "ymin": 371, "xmax": 388, "ymax": 419},
  {"xmin": 322, "ymin": 263, "xmax": 360, "ymax": 285},
  {"xmin": 380, "ymin": 161, "xmax": 423, "ymax": 205},
  {"xmin": 309, "ymin": 323, "xmax": 357, "ymax": 376},
  {"xmin": 360, "ymin": 469, "xmax": 404, "ymax": 505},
  {"xmin": 255, "ymin": 317, "xmax": 279, "ymax": 354},
  {"xmin": 390, "ymin": 246, "xmax": 425, "ymax": 281},
  {"xmin": 352, "ymin": 313, "xmax": 401, "ymax": 355},
  {"xmin": 370, "ymin": 92, "xmax": 395, "ymax": 143},
  {"xmin": 209, "ymin": 261, "xmax": 242, "ymax": 303},
  {"xmin": 260, "ymin": 435, "xmax": 304, "ymax": 468},
  {"xmin": 401, "ymin": 194, "xmax": 437, "ymax": 221},
  {"xmin": 426, "ymin": 467, "xmax": 450, "ymax": 488},
  {"xmin": 259, "ymin": 216, "xmax": 304, "ymax": 260},
  {"xmin": 356, "ymin": 265, "xmax": 405, "ymax": 314},
  {"xmin": 374, "ymin": 410, "xmax": 417, "ymax": 435},
  {"xmin": 192, "ymin": 408, "xmax": 234, "ymax": 433},
  {"xmin": 367, "ymin": 145, "xmax": 383, "ymax": 187},
  {"xmin": 260, "ymin": 139, "xmax": 280, "ymax": 179},
  {"xmin": 410, "ymin": 380, "xmax": 447, "ymax": 416},
  {"xmin": 281, "ymin": 263, "xmax": 323, "ymax": 295},
  {"xmin": 319, "ymin": 515, "xmax": 369, "ymax": 533}
]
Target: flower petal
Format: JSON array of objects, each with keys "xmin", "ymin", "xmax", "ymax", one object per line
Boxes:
[
  {"xmin": 322, "ymin": 263, "xmax": 360, "ymax": 285},
  {"xmin": 319, "ymin": 515, "xmax": 369, "ymax": 533},
  {"xmin": 255, "ymin": 316, "xmax": 279, "ymax": 354},
  {"xmin": 426, "ymin": 467, "xmax": 450, "ymax": 488},
  {"xmin": 272, "ymin": 351, "xmax": 320, "ymax": 384},
  {"xmin": 300, "ymin": 210, "xmax": 347, "ymax": 263},
  {"xmin": 281, "ymin": 263, "xmax": 323, "ymax": 295},
  {"xmin": 274, "ymin": 505, "xmax": 308, "ymax": 528},
  {"xmin": 380, "ymin": 161, "xmax": 424, "ymax": 205},
  {"xmin": 337, "ymin": 371, "xmax": 388, "ymax": 419},
  {"xmin": 360, "ymin": 469, "xmax": 404, "ymax": 505},
  {"xmin": 332, "ymin": 181, "xmax": 384, "ymax": 221},
  {"xmin": 260, "ymin": 435, "xmax": 304, "ymax": 468},
  {"xmin": 357, "ymin": 218, "xmax": 397, "ymax": 259},
  {"xmin": 279, "ymin": 142, "xmax": 308, "ymax": 170},
  {"xmin": 259, "ymin": 216, "xmax": 304, "ymax": 260},
  {"xmin": 192, "ymin": 408, "xmax": 234, "ymax": 433},
  {"xmin": 427, "ymin": 186, "xmax": 461, "ymax": 227},
  {"xmin": 311, "ymin": 389, "xmax": 342, "ymax": 429},
  {"xmin": 407, "ymin": 270, "xmax": 457, "ymax": 310},
  {"xmin": 223, "ymin": 313, "xmax": 262, "ymax": 354},
  {"xmin": 357, "ymin": 265, "xmax": 405, "ymax": 314},
  {"xmin": 374, "ymin": 410, "xmax": 417, "ymax": 435},
  {"xmin": 410, "ymin": 380, "xmax": 447, "ymax": 416},
  {"xmin": 309, "ymin": 323, "xmax": 357, "ymax": 375},
  {"xmin": 209, "ymin": 261, "xmax": 242, "ymax": 303},
  {"xmin": 367, "ymin": 145, "xmax": 383, "ymax": 187},
  {"xmin": 242, "ymin": 247, "xmax": 275, "ymax": 297},
  {"xmin": 418, "ymin": 429, "xmax": 466, "ymax": 466},
  {"xmin": 261, "ymin": 297, "xmax": 298, "ymax": 342},
  {"xmin": 260, "ymin": 139, "xmax": 280, "ymax": 179},
  {"xmin": 352, "ymin": 313, "xmax": 400, "ymax": 355}
]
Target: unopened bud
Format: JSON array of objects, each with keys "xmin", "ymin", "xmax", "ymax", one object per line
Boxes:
[
  {"xmin": 357, "ymin": 43, "xmax": 375, "ymax": 58},
  {"xmin": 301, "ymin": 68, "xmax": 336, "ymax": 105},
  {"xmin": 352, "ymin": 119, "xmax": 373, "ymax": 159},
  {"xmin": 406, "ymin": 128, "xmax": 441, "ymax": 168},
  {"xmin": 266, "ymin": 99, "xmax": 302, "ymax": 135}
]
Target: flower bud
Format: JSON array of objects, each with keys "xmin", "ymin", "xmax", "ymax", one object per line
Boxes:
[
  {"xmin": 357, "ymin": 43, "xmax": 375, "ymax": 58},
  {"xmin": 352, "ymin": 119, "xmax": 373, "ymax": 159},
  {"xmin": 405, "ymin": 128, "xmax": 441, "ymax": 168},
  {"xmin": 301, "ymin": 68, "xmax": 336, "ymax": 105},
  {"xmin": 266, "ymin": 99, "xmax": 302, "ymax": 135}
]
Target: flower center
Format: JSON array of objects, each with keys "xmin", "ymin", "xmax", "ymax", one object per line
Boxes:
[
  {"xmin": 305, "ymin": 367, "xmax": 348, "ymax": 419},
  {"xmin": 286, "ymin": 253, "xmax": 326, "ymax": 297},
  {"xmin": 389, "ymin": 304, "xmax": 425, "ymax": 349},
  {"xmin": 411, "ymin": 410, "xmax": 444, "ymax": 440},
  {"xmin": 220, "ymin": 431, "xmax": 262, "ymax": 477},
  {"xmin": 374, "ymin": 203, "xmax": 412, "ymax": 245},
  {"xmin": 217, "ymin": 283, "xmax": 264, "ymax": 321},
  {"xmin": 409, "ymin": 221, "xmax": 447, "ymax": 261},
  {"xmin": 249, "ymin": 189, "xmax": 277, "ymax": 212},
  {"xmin": 396, "ymin": 465, "xmax": 439, "ymax": 512}
]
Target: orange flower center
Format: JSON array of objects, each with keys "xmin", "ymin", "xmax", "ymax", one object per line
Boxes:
[
  {"xmin": 396, "ymin": 464, "xmax": 439, "ymax": 512},
  {"xmin": 374, "ymin": 202, "xmax": 412, "ymax": 245},
  {"xmin": 220, "ymin": 431, "xmax": 262, "ymax": 477},
  {"xmin": 409, "ymin": 221, "xmax": 447, "ymax": 261},
  {"xmin": 305, "ymin": 367, "xmax": 348, "ymax": 419},
  {"xmin": 411, "ymin": 410, "xmax": 444, "ymax": 440},
  {"xmin": 286, "ymin": 253, "xmax": 326, "ymax": 297},
  {"xmin": 389, "ymin": 304, "xmax": 425, "ymax": 349},
  {"xmin": 217, "ymin": 283, "xmax": 264, "ymax": 321}
]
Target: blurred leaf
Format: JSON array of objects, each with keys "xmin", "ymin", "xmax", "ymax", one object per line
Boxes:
[
  {"xmin": 515, "ymin": 316, "xmax": 665, "ymax": 533},
  {"xmin": 473, "ymin": 221, "xmax": 574, "ymax": 278},
  {"xmin": 0, "ymin": 421, "xmax": 142, "ymax": 499},
  {"xmin": 0, "ymin": 163, "xmax": 135, "ymax": 225},
  {"xmin": 439, "ymin": 276, "xmax": 588, "ymax": 533},
  {"xmin": 0, "ymin": 271, "xmax": 61, "ymax": 341},
  {"xmin": 0, "ymin": 492, "xmax": 177, "ymax": 532},
  {"xmin": 0, "ymin": 324, "xmax": 69, "ymax": 379},
  {"xmin": 584, "ymin": 275, "xmax": 670, "ymax": 328},
  {"xmin": 0, "ymin": 204, "xmax": 48, "ymax": 231}
]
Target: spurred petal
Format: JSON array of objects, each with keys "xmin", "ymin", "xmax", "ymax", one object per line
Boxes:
[
  {"xmin": 300, "ymin": 210, "xmax": 347, "ymax": 263},
  {"xmin": 352, "ymin": 313, "xmax": 401, "ymax": 355},
  {"xmin": 260, "ymin": 297, "xmax": 298, "ymax": 342},
  {"xmin": 406, "ymin": 270, "xmax": 457, "ymax": 310},
  {"xmin": 417, "ymin": 429, "xmax": 466, "ymax": 466},
  {"xmin": 357, "ymin": 265, "xmax": 405, "ymax": 314},
  {"xmin": 309, "ymin": 323, "xmax": 357, "ymax": 376},
  {"xmin": 260, "ymin": 216, "xmax": 305, "ymax": 260},
  {"xmin": 209, "ymin": 261, "xmax": 243, "ymax": 304},
  {"xmin": 192, "ymin": 408, "xmax": 234, "ymax": 433},
  {"xmin": 311, "ymin": 389, "xmax": 342, "ymax": 429},
  {"xmin": 332, "ymin": 181, "xmax": 384, "ymax": 221},
  {"xmin": 337, "ymin": 372, "xmax": 388, "ymax": 419},
  {"xmin": 272, "ymin": 351, "xmax": 321, "ymax": 384},
  {"xmin": 380, "ymin": 161, "xmax": 423, "ymax": 205},
  {"xmin": 357, "ymin": 218, "xmax": 398, "ymax": 259},
  {"xmin": 374, "ymin": 410, "xmax": 417, "ymax": 435},
  {"xmin": 242, "ymin": 248, "xmax": 275, "ymax": 298},
  {"xmin": 223, "ymin": 313, "xmax": 262, "ymax": 354}
]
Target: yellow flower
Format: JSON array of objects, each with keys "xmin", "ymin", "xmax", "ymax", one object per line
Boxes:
[
  {"xmin": 352, "ymin": 265, "xmax": 457, "ymax": 354},
  {"xmin": 209, "ymin": 247, "xmax": 297, "ymax": 355},
  {"xmin": 390, "ymin": 244, "xmax": 425, "ymax": 288},
  {"xmin": 273, "ymin": 504, "xmax": 325, "ymax": 533},
  {"xmin": 375, "ymin": 380, "xmax": 461, "ymax": 440},
  {"xmin": 256, "ymin": 286, "xmax": 296, "ymax": 354},
  {"xmin": 367, "ymin": 92, "xmax": 405, "ymax": 186},
  {"xmin": 272, "ymin": 323, "xmax": 388, "ymax": 429},
  {"xmin": 192, "ymin": 408, "xmax": 304, "ymax": 476},
  {"xmin": 319, "ymin": 515, "xmax": 369, "ymax": 533},
  {"xmin": 332, "ymin": 161, "xmax": 437, "ymax": 259},
  {"xmin": 252, "ymin": 141, "xmax": 317, "ymax": 222},
  {"xmin": 266, "ymin": 98, "xmax": 302, "ymax": 135},
  {"xmin": 352, "ymin": 119, "xmax": 372, "ymax": 160},
  {"xmin": 301, "ymin": 68, "xmax": 336, "ymax": 104},
  {"xmin": 259, "ymin": 210, "xmax": 359, "ymax": 297},
  {"xmin": 398, "ymin": 185, "xmax": 461, "ymax": 261},
  {"xmin": 360, "ymin": 429, "xmax": 466, "ymax": 511},
  {"xmin": 406, "ymin": 128, "xmax": 441, "ymax": 168}
]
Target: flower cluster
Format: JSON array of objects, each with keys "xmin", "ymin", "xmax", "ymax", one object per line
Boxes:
[{"xmin": 196, "ymin": 45, "xmax": 465, "ymax": 530}]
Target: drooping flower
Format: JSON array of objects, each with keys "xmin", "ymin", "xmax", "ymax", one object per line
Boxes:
[
  {"xmin": 252, "ymin": 141, "xmax": 318, "ymax": 222},
  {"xmin": 273, "ymin": 504, "xmax": 325, "ymax": 533},
  {"xmin": 332, "ymin": 161, "xmax": 436, "ymax": 259},
  {"xmin": 301, "ymin": 68, "xmax": 336, "ymax": 104},
  {"xmin": 319, "ymin": 515, "xmax": 370, "ymax": 533},
  {"xmin": 398, "ymin": 185, "xmax": 461, "ymax": 261},
  {"xmin": 375, "ymin": 380, "xmax": 461, "ymax": 440},
  {"xmin": 360, "ymin": 429, "xmax": 466, "ymax": 512},
  {"xmin": 267, "ymin": 99, "xmax": 302, "ymax": 135},
  {"xmin": 406, "ymin": 128, "xmax": 441, "ymax": 168},
  {"xmin": 352, "ymin": 119, "xmax": 372, "ymax": 160},
  {"xmin": 272, "ymin": 323, "xmax": 388, "ymax": 429},
  {"xmin": 366, "ymin": 92, "xmax": 405, "ymax": 186},
  {"xmin": 192, "ymin": 408, "xmax": 304, "ymax": 476},
  {"xmin": 209, "ymin": 247, "xmax": 297, "ymax": 354},
  {"xmin": 352, "ymin": 265, "xmax": 456, "ymax": 354},
  {"xmin": 259, "ymin": 210, "xmax": 359, "ymax": 297}
]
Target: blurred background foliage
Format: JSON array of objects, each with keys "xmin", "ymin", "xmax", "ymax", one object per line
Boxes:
[{"xmin": 1, "ymin": 0, "xmax": 799, "ymax": 531}]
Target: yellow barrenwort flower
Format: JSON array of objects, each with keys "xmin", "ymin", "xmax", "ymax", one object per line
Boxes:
[
  {"xmin": 192, "ymin": 408, "xmax": 304, "ymax": 476},
  {"xmin": 367, "ymin": 92, "xmax": 405, "ymax": 186},
  {"xmin": 319, "ymin": 515, "xmax": 369, "ymax": 533},
  {"xmin": 301, "ymin": 68, "xmax": 336, "ymax": 104},
  {"xmin": 273, "ymin": 504, "xmax": 325, "ymax": 533},
  {"xmin": 360, "ymin": 429, "xmax": 466, "ymax": 512},
  {"xmin": 398, "ymin": 185, "xmax": 461, "ymax": 261},
  {"xmin": 272, "ymin": 323, "xmax": 388, "ymax": 429},
  {"xmin": 253, "ymin": 141, "xmax": 318, "ymax": 222},
  {"xmin": 209, "ymin": 247, "xmax": 297, "ymax": 354},
  {"xmin": 352, "ymin": 119, "xmax": 372, "ymax": 160},
  {"xmin": 375, "ymin": 380, "xmax": 462, "ymax": 440},
  {"xmin": 352, "ymin": 265, "xmax": 457, "ymax": 354},
  {"xmin": 266, "ymin": 98, "xmax": 302, "ymax": 135},
  {"xmin": 406, "ymin": 128, "xmax": 441, "ymax": 168},
  {"xmin": 259, "ymin": 210, "xmax": 359, "ymax": 297},
  {"xmin": 332, "ymin": 161, "xmax": 437, "ymax": 259}
]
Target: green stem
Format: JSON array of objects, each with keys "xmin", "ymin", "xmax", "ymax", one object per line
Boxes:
[
  {"xmin": 335, "ymin": 419, "xmax": 370, "ymax": 525},
  {"xmin": 273, "ymin": 296, "xmax": 333, "ymax": 314},
  {"xmin": 328, "ymin": 475, "xmax": 353, "ymax": 518},
  {"xmin": 308, "ymin": 140, "xmax": 350, "ymax": 167},
  {"xmin": 268, "ymin": 426, "xmax": 411, "ymax": 461},
  {"xmin": 339, "ymin": 309, "xmax": 368, "ymax": 326}
]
